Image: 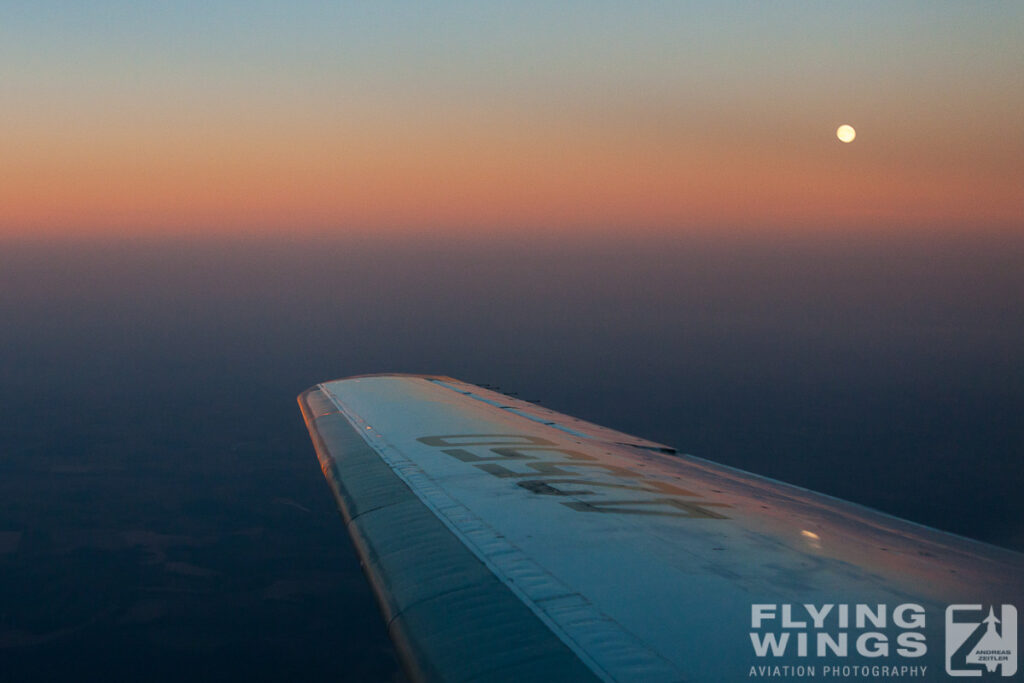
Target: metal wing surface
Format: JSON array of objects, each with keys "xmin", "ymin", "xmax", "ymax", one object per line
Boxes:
[{"xmin": 298, "ymin": 374, "xmax": 1023, "ymax": 682}]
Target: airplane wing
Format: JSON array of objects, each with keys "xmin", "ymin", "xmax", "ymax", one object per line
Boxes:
[{"xmin": 298, "ymin": 374, "xmax": 1023, "ymax": 682}]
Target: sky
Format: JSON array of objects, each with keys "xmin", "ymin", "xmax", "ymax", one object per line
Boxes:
[{"xmin": 1, "ymin": 1, "xmax": 1022, "ymax": 239}]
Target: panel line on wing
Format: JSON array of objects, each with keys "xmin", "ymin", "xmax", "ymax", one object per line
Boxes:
[
  {"xmin": 319, "ymin": 381, "xmax": 685, "ymax": 683},
  {"xmin": 428, "ymin": 379, "xmax": 657, "ymax": 445}
]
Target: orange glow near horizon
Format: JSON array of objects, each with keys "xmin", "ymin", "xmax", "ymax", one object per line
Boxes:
[
  {"xmin": 4, "ymin": 107, "xmax": 1021, "ymax": 240},
  {"xmin": 2, "ymin": 5, "xmax": 1022, "ymax": 240}
]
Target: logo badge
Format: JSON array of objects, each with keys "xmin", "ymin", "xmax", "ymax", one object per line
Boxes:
[{"xmin": 946, "ymin": 604, "xmax": 1017, "ymax": 677}]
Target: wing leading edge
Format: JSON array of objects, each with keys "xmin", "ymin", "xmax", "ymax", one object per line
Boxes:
[{"xmin": 299, "ymin": 374, "xmax": 1023, "ymax": 683}]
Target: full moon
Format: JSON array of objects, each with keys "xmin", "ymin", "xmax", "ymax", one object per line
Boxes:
[{"xmin": 836, "ymin": 124, "xmax": 856, "ymax": 143}]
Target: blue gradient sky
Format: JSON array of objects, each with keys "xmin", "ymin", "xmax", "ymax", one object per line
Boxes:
[{"xmin": 2, "ymin": 2, "xmax": 1022, "ymax": 237}]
